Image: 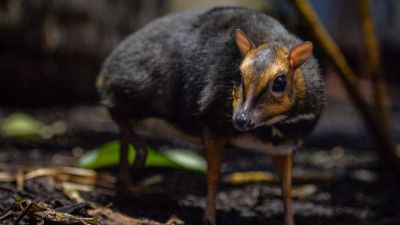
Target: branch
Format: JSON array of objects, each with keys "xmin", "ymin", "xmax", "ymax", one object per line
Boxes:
[
  {"xmin": 290, "ymin": 0, "xmax": 399, "ymax": 171},
  {"xmin": 356, "ymin": 0, "xmax": 398, "ymax": 171},
  {"xmin": 357, "ymin": 0, "xmax": 386, "ymax": 111}
]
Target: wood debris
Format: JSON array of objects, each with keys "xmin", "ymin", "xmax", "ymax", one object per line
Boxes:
[
  {"xmin": 0, "ymin": 166, "xmax": 115, "ymax": 190},
  {"xmin": 223, "ymin": 170, "xmax": 333, "ymax": 185},
  {"xmin": 88, "ymin": 208, "xmax": 184, "ymax": 225}
]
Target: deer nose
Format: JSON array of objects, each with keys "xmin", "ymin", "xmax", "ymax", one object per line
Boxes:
[{"xmin": 234, "ymin": 112, "xmax": 255, "ymax": 131}]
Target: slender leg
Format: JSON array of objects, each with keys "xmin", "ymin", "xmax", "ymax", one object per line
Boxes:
[
  {"xmin": 108, "ymin": 109, "xmax": 148, "ymax": 186},
  {"xmin": 270, "ymin": 154, "xmax": 294, "ymax": 225},
  {"xmin": 128, "ymin": 129, "xmax": 147, "ymax": 168},
  {"xmin": 116, "ymin": 129, "xmax": 131, "ymax": 195},
  {"xmin": 202, "ymin": 129, "xmax": 226, "ymax": 225},
  {"xmin": 124, "ymin": 127, "xmax": 147, "ymax": 176}
]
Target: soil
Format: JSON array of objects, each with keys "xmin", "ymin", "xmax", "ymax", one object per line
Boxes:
[{"xmin": 0, "ymin": 104, "xmax": 399, "ymax": 225}]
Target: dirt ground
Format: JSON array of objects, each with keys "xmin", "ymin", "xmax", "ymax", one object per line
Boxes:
[{"xmin": 0, "ymin": 103, "xmax": 399, "ymax": 225}]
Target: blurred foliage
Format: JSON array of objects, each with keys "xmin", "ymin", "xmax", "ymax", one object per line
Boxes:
[
  {"xmin": 80, "ymin": 140, "xmax": 206, "ymax": 173},
  {"xmin": 0, "ymin": 113, "xmax": 43, "ymax": 139},
  {"xmin": 0, "ymin": 113, "xmax": 67, "ymax": 140}
]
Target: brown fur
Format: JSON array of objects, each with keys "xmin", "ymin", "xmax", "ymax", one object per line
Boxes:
[
  {"xmin": 292, "ymin": 69, "xmax": 306, "ymax": 106},
  {"xmin": 255, "ymin": 46, "xmax": 289, "ymax": 96},
  {"xmin": 233, "ymin": 44, "xmax": 307, "ymax": 121},
  {"xmin": 202, "ymin": 129, "xmax": 227, "ymax": 224},
  {"xmin": 258, "ymin": 94, "xmax": 294, "ymax": 118},
  {"xmin": 96, "ymin": 74, "xmax": 105, "ymax": 89},
  {"xmin": 232, "ymin": 87, "xmax": 241, "ymax": 112}
]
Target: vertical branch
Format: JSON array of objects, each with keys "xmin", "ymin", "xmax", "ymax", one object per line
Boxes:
[
  {"xmin": 357, "ymin": 0, "xmax": 391, "ymax": 136},
  {"xmin": 290, "ymin": 0, "xmax": 358, "ymax": 87},
  {"xmin": 357, "ymin": 0, "xmax": 381, "ymax": 72},
  {"xmin": 290, "ymin": 0, "xmax": 399, "ymax": 171},
  {"xmin": 357, "ymin": 0, "xmax": 398, "ymax": 170}
]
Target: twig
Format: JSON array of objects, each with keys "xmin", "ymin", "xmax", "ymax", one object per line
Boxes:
[
  {"xmin": 0, "ymin": 166, "xmax": 115, "ymax": 189},
  {"xmin": 13, "ymin": 200, "xmax": 32, "ymax": 225},
  {"xmin": 16, "ymin": 170, "xmax": 24, "ymax": 192},
  {"xmin": 0, "ymin": 207, "xmax": 13, "ymax": 220},
  {"xmin": 16, "ymin": 200, "xmax": 97, "ymax": 225},
  {"xmin": 356, "ymin": 0, "xmax": 398, "ymax": 169},
  {"xmin": 0, "ymin": 185, "xmax": 15, "ymax": 192},
  {"xmin": 290, "ymin": 0, "xmax": 399, "ymax": 171}
]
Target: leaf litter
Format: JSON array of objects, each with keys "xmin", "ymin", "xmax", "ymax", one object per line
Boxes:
[{"xmin": 0, "ymin": 165, "xmax": 184, "ymax": 225}]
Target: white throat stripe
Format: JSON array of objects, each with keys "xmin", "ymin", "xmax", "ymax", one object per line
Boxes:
[
  {"xmin": 283, "ymin": 113, "xmax": 316, "ymax": 124},
  {"xmin": 258, "ymin": 115, "xmax": 288, "ymax": 127}
]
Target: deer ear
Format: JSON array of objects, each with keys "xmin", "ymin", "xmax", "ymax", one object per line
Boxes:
[
  {"xmin": 288, "ymin": 41, "xmax": 313, "ymax": 69},
  {"xmin": 235, "ymin": 29, "xmax": 254, "ymax": 57}
]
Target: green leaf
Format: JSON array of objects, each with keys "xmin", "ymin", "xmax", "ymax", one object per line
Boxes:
[
  {"xmin": 79, "ymin": 140, "xmax": 206, "ymax": 173},
  {"xmin": 79, "ymin": 140, "xmax": 177, "ymax": 169},
  {"xmin": 0, "ymin": 113, "xmax": 44, "ymax": 139},
  {"xmin": 164, "ymin": 149, "xmax": 206, "ymax": 173}
]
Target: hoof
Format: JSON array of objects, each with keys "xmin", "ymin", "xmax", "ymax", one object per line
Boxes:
[{"xmin": 202, "ymin": 218, "xmax": 216, "ymax": 225}]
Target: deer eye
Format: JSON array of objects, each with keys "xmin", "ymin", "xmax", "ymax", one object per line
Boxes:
[{"xmin": 271, "ymin": 74, "xmax": 287, "ymax": 93}]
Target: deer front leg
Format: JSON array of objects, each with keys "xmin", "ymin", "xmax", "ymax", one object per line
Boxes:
[
  {"xmin": 202, "ymin": 129, "xmax": 227, "ymax": 225},
  {"xmin": 271, "ymin": 154, "xmax": 294, "ymax": 225},
  {"xmin": 108, "ymin": 108, "xmax": 148, "ymax": 199}
]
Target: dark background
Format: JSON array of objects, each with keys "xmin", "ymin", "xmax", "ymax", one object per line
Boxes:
[
  {"xmin": 1, "ymin": 0, "xmax": 400, "ymax": 106},
  {"xmin": 1, "ymin": 0, "xmax": 399, "ymax": 150}
]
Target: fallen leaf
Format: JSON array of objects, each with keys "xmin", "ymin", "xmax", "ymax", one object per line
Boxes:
[
  {"xmin": 223, "ymin": 170, "xmax": 333, "ymax": 185},
  {"xmin": 223, "ymin": 171, "xmax": 277, "ymax": 185},
  {"xmin": 80, "ymin": 140, "xmax": 206, "ymax": 173}
]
